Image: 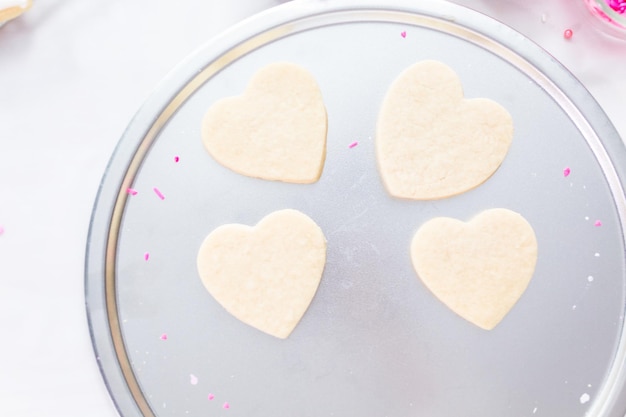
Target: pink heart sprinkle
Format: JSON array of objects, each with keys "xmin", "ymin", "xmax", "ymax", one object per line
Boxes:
[
  {"xmin": 223, "ymin": 402, "xmax": 230, "ymax": 409},
  {"xmin": 127, "ymin": 188, "xmax": 138, "ymax": 196},
  {"xmin": 208, "ymin": 393, "xmax": 215, "ymax": 401},
  {"xmin": 400, "ymin": 31, "xmax": 407, "ymax": 38},
  {"xmin": 144, "ymin": 252, "xmax": 150, "ymax": 261},
  {"xmin": 160, "ymin": 333, "xmax": 168, "ymax": 341},
  {"xmin": 595, "ymin": 220, "xmax": 602, "ymax": 227},
  {"xmin": 563, "ymin": 167, "xmax": 571, "ymax": 177},
  {"xmin": 174, "ymin": 155, "xmax": 180, "ymax": 163}
]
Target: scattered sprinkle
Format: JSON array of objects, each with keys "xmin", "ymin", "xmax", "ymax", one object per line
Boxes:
[
  {"xmin": 533, "ymin": 407, "xmax": 538, "ymax": 414},
  {"xmin": 174, "ymin": 155, "xmax": 180, "ymax": 163},
  {"xmin": 588, "ymin": 275, "xmax": 594, "ymax": 282},
  {"xmin": 144, "ymin": 252, "xmax": 150, "ymax": 261},
  {"xmin": 594, "ymin": 252, "xmax": 600, "ymax": 257},
  {"xmin": 0, "ymin": 226, "xmax": 4, "ymax": 236},
  {"xmin": 160, "ymin": 333, "xmax": 168, "ymax": 341},
  {"xmin": 153, "ymin": 187, "xmax": 165, "ymax": 200},
  {"xmin": 127, "ymin": 188, "xmax": 138, "ymax": 196},
  {"xmin": 348, "ymin": 141, "xmax": 359, "ymax": 149},
  {"xmin": 223, "ymin": 402, "xmax": 230, "ymax": 409},
  {"xmin": 541, "ymin": 13, "xmax": 547, "ymax": 23},
  {"xmin": 190, "ymin": 374, "xmax": 198, "ymax": 385},
  {"xmin": 400, "ymin": 31, "xmax": 407, "ymax": 38},
  {"xmin": 585, "ymin": 216, "xmax": 590, "ymax": 221},
  {"xmin": 563, "ymin": 167, "xmax": 571, "ymax": 177},
  {"xmin": 208, "ymin": 393, "xmax": 215, "ymax": 401},
  {"xmin": 564, "ymin": 28, "xmax": 573, "ymax": 39},
  {"xmin": 594, "ymin": 220, "xmax": 602, "ymax": 227},
  {"xmin": 572, "ymin": 305, "xmax": 577, "ymax": 310},
  {"xmin": 580, "ymin": 393, "xmax": 590, "ymax": 404}
]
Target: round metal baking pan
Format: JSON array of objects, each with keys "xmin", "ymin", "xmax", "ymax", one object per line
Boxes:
[{"xmin": 85, "ymin": 0, "xmax": 626, "ymax": 416}]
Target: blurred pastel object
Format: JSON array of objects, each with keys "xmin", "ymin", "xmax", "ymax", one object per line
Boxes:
[{"xmin": 0, "ymin": 0, "xmax": 31, "ymax": 24}]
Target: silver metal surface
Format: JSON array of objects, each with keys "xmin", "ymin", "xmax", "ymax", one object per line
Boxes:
[{"xmin": 85, "ymin": 0, "xmax": 626, "ymax": 416}]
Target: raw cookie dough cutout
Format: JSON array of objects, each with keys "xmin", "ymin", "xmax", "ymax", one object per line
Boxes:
[
  {"xmin": 376, "ymin": 60, "xmax": 514, "ymax": 200},
  {"xmin": 197, "ymin": 209, "xmax": 327, "ymax": 339},
  {"xmin": 201, "ymin": 62, "xmax": 327, "ymax": 184},
  {"xmin": 411, "ymin": 208, "xmax": 537, "ymax": 330},
  {"xmin": 0, "ymin": 0, "xmax": 31, "ymax": 23}
]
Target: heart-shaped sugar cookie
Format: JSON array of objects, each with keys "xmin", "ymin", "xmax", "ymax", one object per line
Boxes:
[
  {"xmin": 376, "ymin": 60, "xmax": 513, "ymax": 200},
  {"xmin": 196, "ymin": 209, "xmax": 326, "ymax": 339},
  {"xmin": 411, "ymin": 208, "xmax": 537, "ymax": 330},
  {"xmin": 201, "ymin": 62, "xmax": 327, "ymax": 184}
]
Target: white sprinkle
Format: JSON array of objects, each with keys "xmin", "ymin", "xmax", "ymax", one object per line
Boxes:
[
  {"xmin": 585, "ymin": 216, "xmax": 590, "ymax": 221},
  {"xmin": 580, "ymin": 393, "xmax": 590, "ymax": 404},
  {"xmin": 541, "ymin": 13, "xmax": 548, "ymax": 23},
  {"xmin": 587, "ymin": 275, "xmax": 594, "ymax": 282},
  {"xmin": 572, "ymin": 305, "xmax": 577, "ymax": 310},
  {"xmin": 594, "ymin": 252, "xmax": 600, "ymax": 257},
  {"xmin": 533, "ymin": 406, "xmax": 538, "ymax": 413},
  {"xmin": 190, "ymin": 374, "xmax": 199, "ymax": 385},
  {"xmin": 588, "ymin": 383, "xmax": 592, "ymax": 387}
]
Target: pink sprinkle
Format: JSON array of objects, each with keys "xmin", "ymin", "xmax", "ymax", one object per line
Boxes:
[
  {"xmin": 208, "ymin": 393, "xmax": 215, "ymax": 401},
  {"xmin": 563, "ymin": 167, "xmax": 571, "ymax": 177},
  {"xmin": 0, "ymin": 226, "xmax": 4, "ymax": 236},
  {"xmin": 609, "ymin": 0, "xmax": 626, "ymax": 13},
  {"xmin": 223, "ymin": 402, "xmax": 230, "ymax": 410},
  {"xmin": 564, "ymin": 29, "xmax": 573, "ymax": 39},
  {"xmin": 595, "ymin": 220, "xmax": 602, "ymax": 227},
  {"xmin": 190, "ymin": 374, "xmax": 198, "ymax": 385},
  {"xmin": 348, "ymin": 141, "xmax": 359, "ymax": 149},
  {"xmin": 144, "ymin": 252, "xmax": 150, "ymax": 261},
  {"xmin": 400, "ymin": 31, "xmax": 407, "ymax": 38},
  {"xmin": 174, "ymin": 155, "xmax": 180, "ymax": 163},
  {"xmin": 127, "ymin": 188, "xmax": 138, "ymax": 196},
  {"xmin": 153, "ymin": 187, "xmax": 165, "ymax": 200},
  {"xmin": 160, "ymin": 333, "xmax": 168, "ymax": 341}
]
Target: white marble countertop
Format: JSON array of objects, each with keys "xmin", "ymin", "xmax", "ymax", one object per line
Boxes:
[{"xmin": 0, "ymin": 1, "xmax": 624, "ymax": 416}]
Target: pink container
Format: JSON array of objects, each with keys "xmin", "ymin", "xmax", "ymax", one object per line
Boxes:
[{"xmin": 584, "ymin": 0, "xmax": 626, "ymax": 37}]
